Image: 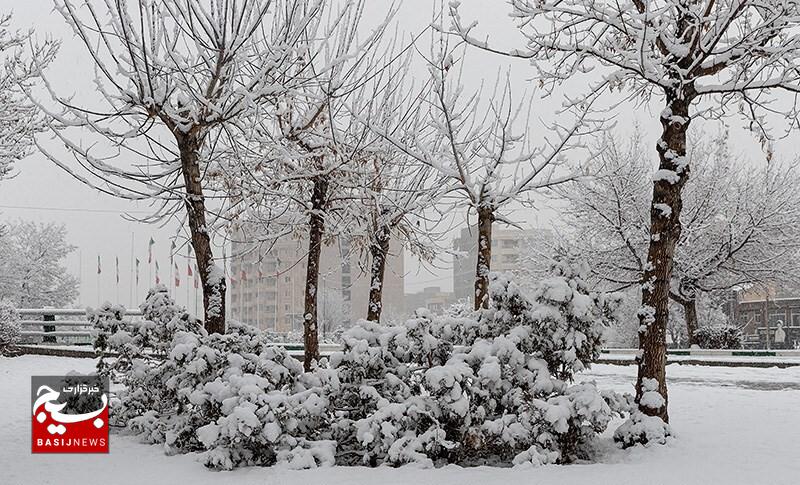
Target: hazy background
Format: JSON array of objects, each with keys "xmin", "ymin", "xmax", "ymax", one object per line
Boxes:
[{"xmin": 0, "ymin": 0, "xmax": 792, "ymax": 310}]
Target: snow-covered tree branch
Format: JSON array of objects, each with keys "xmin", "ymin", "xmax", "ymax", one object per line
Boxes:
[
  {"xmin": 0, "ymin": 13, "xmax": 57, "ymax": 181},
  {"xmin": 32, "ymin": 0, "xmax": 333, "ymax": 334},
  {"xmin": 561, "ymin": 128, "xmax": 800, "ymax": 344},
  {"xmin": 377, "ymin": 38, "xmax": 602, "ymax": 310},
  {"xmin": 0, "ymin": 220, "xmax": 79, "ymax": 308},
  {"xmin": 450, "ymin": 0, "xmax": 800, "ymax": 425}
]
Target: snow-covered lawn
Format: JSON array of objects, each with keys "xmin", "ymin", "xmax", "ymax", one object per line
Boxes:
[{"xmin": 2, "ymin": 355, "xmax": 798, "ymax": 485}]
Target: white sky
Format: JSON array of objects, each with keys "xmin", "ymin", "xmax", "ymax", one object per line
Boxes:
[{"xmin": 0, "ymin": 0, "xmax": 795, "ymax": 309}]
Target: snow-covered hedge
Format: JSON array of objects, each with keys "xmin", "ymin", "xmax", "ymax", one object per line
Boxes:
[
  {"xmin": 330, "ymin": 265, "xmax": 629, "ymax": 467},
  {"xmin": 98, "ymin": 266, "xmax": 631, "ymax": 470},
  {"xmin": 693, "ymin": 324, "xmax": 742, "ymax": 350},
  {"xmin": 0, "ymin": 300, "xmax": 20, "ymax": 355},
  {"xmin": 93, "ymin": 287, "xmax": 338, "ymax": 470}
]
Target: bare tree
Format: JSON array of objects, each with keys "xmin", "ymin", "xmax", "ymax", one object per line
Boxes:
[
  {"xmin": 0, "ymin": 13, "xmax": 57, "ymax": 181},
  {"xmin": 222, "ymin": 0, "xmax": 396, "ymax": 368},
  {"xmin": 377, "ymin": 40, "xmax": 600, "ymax": 310},
  {"xmin": 452, "ymin": 0, "xmax": 800, "ymax": 422},
  {"xmin": 562, "ymin": 129, "xmax": 800, "ymax": 347},
  {"xmin": 346, "ymin": 54, "xmax": 445, "ymax": 322},
  {"xmin": 0, "ymin": 220, "xmax": 79, "ymax": 308},
  {"xmin": 32, "ymin": 0, "xmax": 325, "ymax": 334}
]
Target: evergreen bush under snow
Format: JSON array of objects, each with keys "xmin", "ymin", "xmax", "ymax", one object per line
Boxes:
[
  {"xmin": 95, "ymin": 266, "xmax": 633, "ymax": 470},
  {"xmin": 331, "ymin": 265, "xmax": 630, "ymax": 467},
  {"xmin": 693, "ymin": 324, "xmax": 743, "ymax": 350},
  {"xmin": 0, "ymin": 300, "xmax": 20, "ymax": 355}
]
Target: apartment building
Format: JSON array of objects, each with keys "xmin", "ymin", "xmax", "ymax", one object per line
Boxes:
[
  {"xmin": 229, "ymin": 236, "xmax": 404, "ymax": 333},
  {"xmin": 405, "ymin": 286, "xmax": 456, "ymax": 314},
  {"xmin": 452, "ymin": 226, "xmax": 552, "ymax": 304}
]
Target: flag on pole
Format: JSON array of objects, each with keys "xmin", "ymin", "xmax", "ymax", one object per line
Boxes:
[
  {"xmin": 257, "ymin": 261, "xmax": 263, "ymax": 279},
  {"xmin": 155, "ymin": 261, "xmax": 160, "ymax": 285},
  {"xmin": 135, "ymin": 258, "xmax": 140, "ymax": 285},
  {"xmin": 174, "ymin": 263, "xmax": 180, "ymax": 287},
  {"xmin": 148, "ymin": 237, "xmax": 155, "ymax": 263},
  {"xmin": 241, "ymin": 268, "xmax": 247, "ymax": 282},
  {"xmin": 115, "ymin": 256, "xmax": 120, "ymax": 284},
  {"xmin": 97, "ymin": 255, "xmax": 101, "ymax": 275},
  {"xmin": 187, "ymin": 263, "xmax": 193, "ymax": 277},
  {"xmin": 169, "ymin": 240, "xmax": 176, "ymax": 265}
]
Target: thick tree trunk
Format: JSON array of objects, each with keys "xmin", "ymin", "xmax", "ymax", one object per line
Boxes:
[
  {"xmin": 683, "ymin": 298, "xmax": 698, "ymax": 347},
  {"xmin": 303, "ymin": 176, "xmax": 328, "ymax": 371},
  {"xmin": 179, "ymin": 139, "xmax": 225, "ymax": 335},
  {"xmin": 636, "ymin": 94, "xmax": 692, "ymax": 423},
  {"xmin": 366, "ymin": 224, "xmax": 390, "ymax": 322},
  {"xmin": 474, "ymin": 206, "xmax": 493, "ymax": 310}
]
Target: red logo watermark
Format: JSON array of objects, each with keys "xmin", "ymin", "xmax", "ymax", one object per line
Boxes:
[{"xmin": 31, "ymin": 375, "xmax": 109, "ymax": 453}]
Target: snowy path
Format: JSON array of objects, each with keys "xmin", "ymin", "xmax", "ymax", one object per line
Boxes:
[{"xmin": 2, "ymin": 355, "xmax": 799, "ymax": 485}]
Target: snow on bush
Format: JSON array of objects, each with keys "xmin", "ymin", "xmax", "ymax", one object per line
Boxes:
[
  {"xmin": 693, "ymin": 324, "xmax": 742, "ymax": 350},
  {"xmin": 613, "ymin": 378, "xmax": 670, "ymax": 448},
  {"xmin": 94, "ymin": 287, "xmax": 338, "ymax": 470},
  {"xmin": 0, "ymin": 300, "xmax": 20, "ymax": 355},
  {"xmin": 330, "ymin": 264, "xmax": 629, "ymax": 467},
  {"xmin": 99, "ymin": 267, "xmax": 630, "ymax": 470}
]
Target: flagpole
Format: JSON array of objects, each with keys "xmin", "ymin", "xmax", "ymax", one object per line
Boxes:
[
  {"xmin": 130, "ymin": 232, "xmax": 135, "ymax": 307},
  {"xmin": 78, "ymin": 249, "xmax": 83, "ymax": 307},
  {"xmin": 115, "ymin": 256, "xmax": 119, "ymax": 303},
  {"xmin": 256, "ymin": 263, "xmax": 260, "ymax": 330},
  {"xmin": 135, "ymin": 258, "xmax": 140, "ymax": 307},
  {"xmin": 194, "ymin": 266, "xmax": 199, "ymax": 316},
  {"xmin": 96, "ymin": 254, "xmax": 101, "ymax": 307},
  {"xmin": 186, "ymin": 246, "xmax": 190, "ymax": 313}
]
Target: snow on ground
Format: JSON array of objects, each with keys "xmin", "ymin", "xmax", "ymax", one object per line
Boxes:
[
  {"xmin": 602, "ymin": 352, "xmax": 800, "ymax": 366},
  {"xmin": 2, "ymin": 355, "xmax": 799, "ymax": 485}
]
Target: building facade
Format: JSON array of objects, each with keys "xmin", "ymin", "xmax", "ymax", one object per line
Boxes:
[
  {"xmin": 229, "ymin": 236, "xmax": 404, "ymax": 333},
  {"xmin": 452, "ymin": 226, "xmax": 552, "ymax": 304},
  {"xmin": 732, "ymin": 287, "xmax": 800, "ymax": 349},
  {"xmin": 405, "ymin": 286, "xmax": 456, "ymax": 314}
]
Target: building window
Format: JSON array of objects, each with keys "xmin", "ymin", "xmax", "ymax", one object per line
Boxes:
[{"xmin": 769, "ymin": 312, "xmax": 787, "ymax": 326}]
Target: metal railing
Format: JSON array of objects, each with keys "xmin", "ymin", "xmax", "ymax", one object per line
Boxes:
[
  {"xmin": 18, "ymin": 308, "xmax": 142, "ymax": 345},
  {"xmin": 17, "ymin": 309, "xmax": 343, "ymax": 356}
]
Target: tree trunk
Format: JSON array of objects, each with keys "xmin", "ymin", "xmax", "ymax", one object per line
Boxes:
[
  {"xmin": 303, "ymin": 176, "xmax": 328, "ymax": 371},
  {"xmin": 670, "ymin": 285, "xmax": 698, "ymax": 347},
  {"xmin": 179, "ymin": 138, "xmax": 225, "ymax": 335},
  {"xmin": 636, "ymin": 94, "xmax": 692, "ymax": 423},
  {"xmin": 683, "ymin": 298, "xmax": 698, "ymax": 347},
  {"xmin": 474, "ymin": 206, "xmax": 493, "ymax": 310},
  {"xmin": 366, "ymin": 224, "xmax": 390, "ymax": 322}
]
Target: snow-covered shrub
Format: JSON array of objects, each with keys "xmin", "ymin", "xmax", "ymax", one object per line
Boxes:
[
  {"xmin": 330, "ymin": 265, "xmax": 629, "ymax": 467},
  {"xmin": 96, "ymin": 288, "xmax": 340, "ymax": 470},
  {"xmin": 91, "ymin": 286, "xmax": 204, "ymax": 380},
  {"xmin": 161, "ymin": 322, "xmax": 339, "ymax": 469},
  {"xmin": 101, "ymin": 267, "xmax": 631, "ymax": 470},
  {"xmin": 91, "ymin": 287, "xmax": 205, "ymax": 426},
  {"xmin": 0, "ymin": 301, "xmax": 20, "ymax": 355},
  {"xmin": 613, "ymin": 379, "xmax": 670, "ymax": 447},
  {"xmin": 693, "ymin": 324, "xmax": 742, "ymax": 349}
]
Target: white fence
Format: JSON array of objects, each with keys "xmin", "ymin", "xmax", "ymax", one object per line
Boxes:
[
  {"xmin": 18, "ymin": 308, "xmax": 142, "ymax": 345},
  {"xmin": 17, "ymin": 308, "xmax": 342, "ymax": 357}
]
